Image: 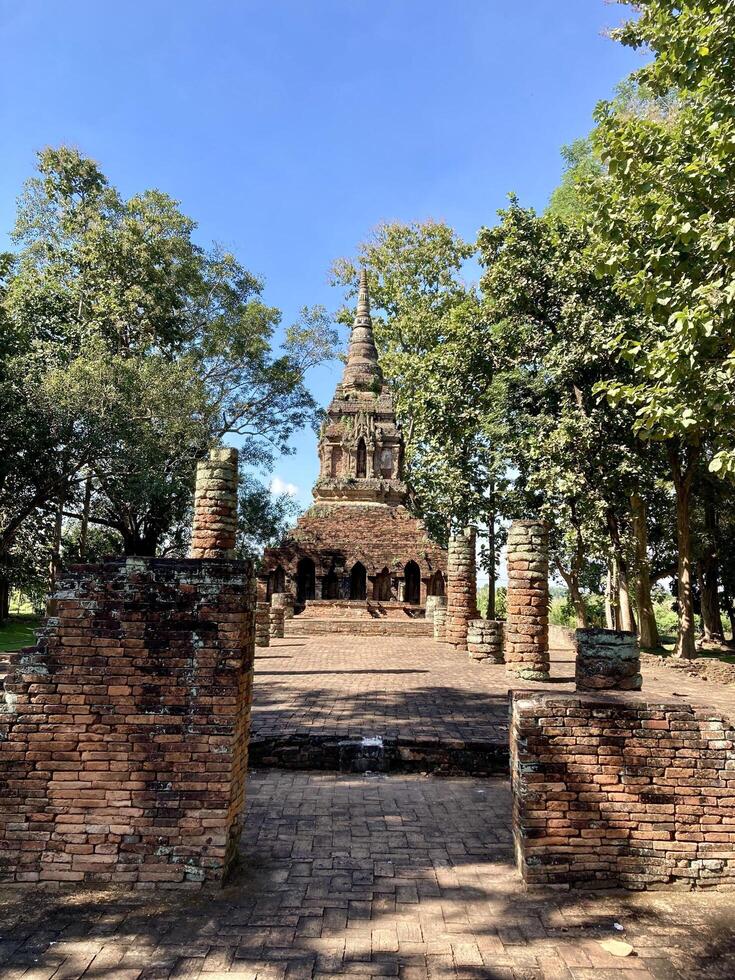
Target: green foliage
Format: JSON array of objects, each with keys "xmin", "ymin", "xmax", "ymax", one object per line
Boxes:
[
  {"xmin": 547, "ymin": 138, "xmax": 603, "ymax": 224},
  {"xmin": 0, "ymin": 614, "xmax": 41, "ymax": 653},
  {"xmin": 1, "ymin": 147, "xmax": 338, "ymax": 570},
  {"xmin": 589, "ymin": 2, "xmax": 735, "ymax": 465}
]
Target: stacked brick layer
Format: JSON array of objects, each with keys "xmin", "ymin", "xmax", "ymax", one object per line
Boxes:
[
  {"xmin": 425, "ymin": 595, "xmax": 446, "ymax": 620},
  {"xmin": 0, "ymin": 557, "xmax": 254, "ymax": 889},
  {"xmin": 255, "ymin": 602, "xmax": 270, "ymax": 648},
  {"xmin": 505, "ymin": 521, "xmax": 549, "ymax": 680},
  {"xmin": 511, "ymin": 692, "xmax": 735, "ymax": 890},
  {"xmin": 271, "ymin": 591, "xmax": 295, "ymax": 619},
  {"xmin": 575, "ymin": 628, "xmax": 642, "ymax": 691},
  {"xmin": 445, "ymin": 529, "xmax": 478, "ymax": 649},
  {"xmin": 190, "ymin": 447, "xmax": 238, "ymax": 559},
  {"xmin": 467, "ymin": 619, "xmax": 504, "ymax": 664},
  {"xmin": 269, "ymin": 605, "xmax": 285, "ymax": 639},
  {"xmin": 433, "ymin": 607, "xmax": 447, "ymax": 641}
]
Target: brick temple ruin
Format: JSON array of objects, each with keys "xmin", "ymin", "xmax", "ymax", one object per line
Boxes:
[
  {"xmin": 0, "ymin": 448, "xmax": 254, "ymax": 889},
  {"xmin": 261, "ymin": 270, "xmax": 446, "ymax": 635}
]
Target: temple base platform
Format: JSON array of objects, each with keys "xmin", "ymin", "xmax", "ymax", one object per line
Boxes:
[{"xmin": 285, "ymin": 599, "xmax": 433, "ymax": 637}]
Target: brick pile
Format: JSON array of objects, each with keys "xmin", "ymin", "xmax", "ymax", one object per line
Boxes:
[
  {"xmin": 575, "ymin": 628, "xmax": 642, "ymax": 691},
  {"xmin": 467, "ymin": 619, "xmax": 504, "ymax": 664},
  {"xmin": 189, "ymin": 447, "xmax": 238, "ymax": 559},
  {"xmin": 0, "ymin": 557, "xmax": 255, "ymax": 889},
  {"xmin": 445, "ymin": 528, "xmax": 478, "ymax": 650},
  {"xmin": 505, "ymin": 520, "xmax": 549, "ymax": 681},
  {"xmin": 511, "ymin": 692, "xmax": 735, "ymax": 890}
]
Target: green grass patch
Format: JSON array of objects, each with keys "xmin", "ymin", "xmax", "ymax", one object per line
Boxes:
[{"xmin": 0, "ymin": 615, "xmax": 41, "ymax": 653}]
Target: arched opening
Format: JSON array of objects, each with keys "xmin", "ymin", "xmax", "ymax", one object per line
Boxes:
[
  {"xmin": 404, "ymin": 561, "xmax": 421, "ymax": 605},
  {"xmin": 296, "ymin": 557, "xmax": 316, "ymax": 604},
  {"xmin": 350, "ymin": 562, "xmax": 367, "ymax": 600},
  {"xmin": 379, "ymin": 447, "xmax": 393, "ymax": 479},
  {"xmin": 356, "ymin": 438, "xmax": 367, "ymax": 478},
  {"xmin": 373, "ymin": 566, "xmax": 392, "ymax": 602},
  {"xmin": 330, "ymin": 446, "xmax": 343, "ymax": 478},
  {"xmin": 273, "ymin": 565, "xmax": 286, "ymax": 594},
  {"xmin": 428, "ymin": 570, "xmax": 445, "ymax": 597},
  {"xmin": 322, "ymin": 565, "xmax": 340, "ymax": 600}
]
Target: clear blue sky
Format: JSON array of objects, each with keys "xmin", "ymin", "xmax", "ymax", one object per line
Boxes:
[{"xmin": 0, "ymin": 0, "xmax": 641, "ymax": 507}]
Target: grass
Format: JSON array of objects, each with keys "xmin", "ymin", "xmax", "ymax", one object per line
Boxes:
[{"xmin": 0, "ymin": 614, "xmax": 41, "ymax": 653}]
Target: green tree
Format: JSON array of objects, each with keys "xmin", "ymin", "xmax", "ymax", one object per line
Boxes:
[
  {"xmin": 588, "ymin": 0, "xmax": 735, "ymax": 657},
  {"xmin": 478, "ymin": 200, "xmax": 665, "ymax": 632},
  {"xmin": 1, "ymin": 147, "xmax": 337, "ymax": 569}
]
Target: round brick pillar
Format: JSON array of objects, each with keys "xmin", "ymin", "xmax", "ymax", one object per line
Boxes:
[
  {"xmin": 271, "ymin": 591, "xmax": 295, "ymax": 620},
  {"xmin": 445, "ymin": 527, "xmax": 478, "ymax": 650},
  {"xmin": 269, "ymin": 605, "xmax": 285, "ymax": 639},
  {"xmin": 190, "ymin": 447, "xmax": 238, "ymax": 559},
  {"xmin": 433, "ymin": 606, "xmax": 447, "ymax": 641},
  {"xmin": 467, "ymin": 619, "xmax": 504, "ymax": 664},
  {"xmin": 505, "ymin": 520, "xmax": 550, "ymax": 680},
  {"xmin": 255, "ymin": 601, "xmax": 270, "ymax": 648}
]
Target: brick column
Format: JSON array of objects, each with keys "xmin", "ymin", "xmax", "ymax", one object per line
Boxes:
[
  {"xmin": 255, "ymin": 577, "xmax": 270, "ymax": 648},
  {"xmin": 190, "ymin": 447, "xmax": 239, "ymax": 559},
  {"xmin": 269, "ymin": 604, "xmax": 285, "ymax": 639},
  {"xmin": 433, "ymin": 602, "xmax": 447, "ymax": 641},
  {"xmin": 505, "ymin": 520, "xmax": 549, "ymax": 680},
  {"xmin": 575, "ymin": 628, "xmax": 642, "ymax": 690},
  {"xmin": 272, "ymin": 591, "xmax": 295, "ymax": 620},
  {"xmin": 445, "ymin": 527, "xmax": 478, "ymax": 649},
  {"xmin": 467, "ymin": 619, "xmax": 504, "ymax": 664}
]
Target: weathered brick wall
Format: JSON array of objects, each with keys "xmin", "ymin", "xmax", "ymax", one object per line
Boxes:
[
  {"xmin": 262, "ymin": 504, "xmax": 446, "ymax": 596},
  {"xmin": 511, "ymin": 692, "xmax": 735, "ymax": 890},
  {"xmin": 0, "ymin": 557, "xmax": 254, "ymax": 889}
]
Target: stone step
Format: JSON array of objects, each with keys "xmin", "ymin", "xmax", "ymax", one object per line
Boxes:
[
  {"xmin": 248, "ymin": 732, "xmax": 508, "ymax": 776},
  {"xmin": 285, "ymin": 618, "xmax": 433, "ymax": 637}
]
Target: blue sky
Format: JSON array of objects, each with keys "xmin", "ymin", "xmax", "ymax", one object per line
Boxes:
[{"xmin": 1, "ymin": 0, "xmax": 641, "ymax": 507}]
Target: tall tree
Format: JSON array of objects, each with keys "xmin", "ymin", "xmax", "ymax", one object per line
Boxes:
[
  {"xmin": 1, "ymin": 147, "xmax": 337, "ymax": 570},
  {"xmin": 588, "ymin": 0, "xmax": 735, "ymax": 657}
]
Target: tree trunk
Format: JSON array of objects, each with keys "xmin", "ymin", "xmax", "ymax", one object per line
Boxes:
[
  {"xmin": 486, "ymin": 504, "xmax": 496, "ymax": 620},
  {"xmin": 46, "ymin": 497, "xmax": 65, "ymax": 617},
  {"xmin": 556, "ymin": 561, "xmax": 588, "ymax": 628},
  {"xmin": 0, "ymin": 571, "xmax": 10, "ymax": 625},
  {"xmin": 699, "ymin": 490, "xmax": 724, "ymax": 644},
  {"xmin": 606, "ymin": 510, "xmax": 636, "ymax": 632},
  {"xmin": 79, "ymin": 469, "xmax": 92, "ymax": 562},
  {"xmin": 617, "ymin": 563, "xmax": 637, "ymax": 633},
  {"xmin": 630, "ymin": 493, "xmax": 660, "ymax": 649},
  {"xmin": 669, "ymin": 443, "xmax": 698, "ymax": 659},
  {"xmin": 604, "ymin": 561, "xmax": 617, "ymax": 629}
]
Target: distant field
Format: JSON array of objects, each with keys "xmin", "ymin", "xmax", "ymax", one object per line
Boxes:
[{"xmin": 0, "ymin": 615, "xmax": 41, "ymax": 653}]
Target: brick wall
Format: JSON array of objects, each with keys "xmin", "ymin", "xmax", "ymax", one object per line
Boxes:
[
  {"xmin": 0, "ymin": 556, "xmax": 254, "ymax": 889},
  {"xmin": 511, "ymin": 692, "xmax": 735, "ymax": 890}
]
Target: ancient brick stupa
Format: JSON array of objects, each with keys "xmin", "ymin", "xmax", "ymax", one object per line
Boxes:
[{"xmin": 261, "ymin": 270, "xmax": 446, "ymax": 634}]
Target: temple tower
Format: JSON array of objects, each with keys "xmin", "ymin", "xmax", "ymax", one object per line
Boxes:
[{"xmin": 261, "ymin": 269, "xmax": 446, "ymax": 632}]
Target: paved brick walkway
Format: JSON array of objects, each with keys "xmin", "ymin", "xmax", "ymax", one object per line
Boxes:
[
  {"xmin": 2, "ymin": 772, "xmax": 734, "ymax": 978},
  {"xmin": 251, "ymin": 636, "xmax": 735, "ymax": 747}
]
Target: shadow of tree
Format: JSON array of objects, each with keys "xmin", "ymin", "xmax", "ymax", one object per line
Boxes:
[{"xmin": 1, "ymin": 772, "xmax": 734, "ymax": 979}]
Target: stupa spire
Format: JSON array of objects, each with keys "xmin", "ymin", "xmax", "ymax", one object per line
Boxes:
[{"xmin": 342, "ymin": 268, "xmax": 383, "ymax": 390}]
